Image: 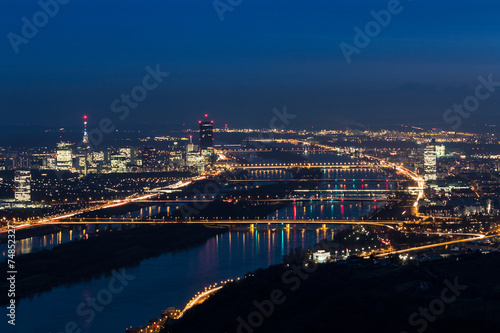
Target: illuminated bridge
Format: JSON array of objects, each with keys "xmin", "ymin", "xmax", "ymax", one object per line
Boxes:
[
  {"xmin": 43, "ymin": 218, "xmax": 402, "ymax": 226},
  {"xmin": 133, "ymin": 196, "xmax": 396, "ymax": 204},
  {"xmin": 236, "ymin": 162, "xmax": 376, "ymax": 169},
  {"xmin": 225, "ymin": 178, "xmax": 407, "ymax": 183},
  {"xmin": 220, "ymin": 148, "xmax": 336, "ymax": 153}
]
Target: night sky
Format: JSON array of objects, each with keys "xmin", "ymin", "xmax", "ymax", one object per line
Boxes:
[{"xmin": 2, "ymin": 0, "xmax": 500, "ymax": 132}]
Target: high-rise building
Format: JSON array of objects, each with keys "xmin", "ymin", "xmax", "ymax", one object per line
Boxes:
[
  {"xmin": 424, "ymin": 140, "xmax": 437, "ymax": 182},
  {"xmin": 44, "ymin": 157, "xmax": 56, "ymax": 170},
  {"xmin": 111, "ymin": 153, "xmax": 128, "ymax": 173},
  {"xmin": 199, "ymin": 114, "xmax": 214, "ymax": 150},
  {"xmin": 4, "ymin": 151, "xmax": 31, "ymax": 170},
  {"xmin": 199, "ymin": 114, "xmax": 214, "ymax": 164},
  {"xmin": 186, "ymin": 135, "xmax": 196, "ymax": 153},
  {"xmin": 169, "ymin": 151, "xmax": 184, "ymax": 167},
  {"xmin": 435, "ymin": 144, "xmax": 445, "ymax": 158},
  {"xmin": 82, "ymin": 115, "xmax": 89, "ymax": 176},
  {"xmin": 14, "ymin": 170, "xmax": 31, "ymax": 202},
  {"xmin": 56, "ymin": 142, "xmax": 73, "ymax": 170},
  {"xmin": 141, "ymin": 146, "xmax": 157, "ymax": 171},
  {"xmin": 186, "ymin": 153, "xmax": 205, "ymax": 173},
  {"xmin": 120, "ymin": 147, "xmax": 137, "ymax": 165},
  {"xmin": 92, "ymin": 151, "xmax": 105, "ymax": 163}
]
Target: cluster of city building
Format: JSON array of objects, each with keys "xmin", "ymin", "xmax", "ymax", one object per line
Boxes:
[
  {"xmin": 3, "ymin": 123, "xmax": 500, "ymax": 222},
  {"xmin": 0, "ymin": 116, "xmax": 217, "ymax": 212},
  {"xmin": 0, "ymin": 116, "xmax": 215, "ymax": 202},
  {"xmin": 1, "ymin": 116, "xmax": 215, "ymax": 175}
]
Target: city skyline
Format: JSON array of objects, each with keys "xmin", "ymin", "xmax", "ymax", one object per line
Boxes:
[{"xmin": 3, "ymin": 1, "xmax": 500, "ymax": 332}]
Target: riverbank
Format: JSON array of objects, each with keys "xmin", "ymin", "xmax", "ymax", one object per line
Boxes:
[
  {"xmin": 0, "ymin": 224, "xmax": 227, "ymax": 305},
  {"xmin": 0, "ymin": 224, "xmax": 68, "ymax": 244},
  {"xmin": 167, "ymin": 252, "xmax": 500, "ymax": 333}
]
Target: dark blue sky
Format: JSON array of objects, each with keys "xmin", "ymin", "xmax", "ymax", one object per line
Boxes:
[{"xmin": 2, "ymin": 0, "xmax": 500, "ymax": 131}]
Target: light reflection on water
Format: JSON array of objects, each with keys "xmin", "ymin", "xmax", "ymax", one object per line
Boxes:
[
  {"xmin": 3, "ymin": 228, "xmax": 339, "ymax": 333},
  {"xmin": 0, "ymin": 225, "xmax": 124, "ymax": 259},
  {"xmin": 0, "ymin": 227, "xmax": 86, "ymax": 258}
]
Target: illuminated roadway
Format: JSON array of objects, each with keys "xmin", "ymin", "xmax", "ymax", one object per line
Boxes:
[
  {"xmin": 42, "ymin": 219, "xmax": 402, "ymax": 227},
  {"xmin": 0, "ymin": 175, "xmax": 209, "ymax": 233},
  {"xmin": 38, "ymin": 217, "xmax": 496, "ymax": 256},
  {"xmin": 376, "ymin": 232, "xmax": 499, "ymax": 257},
  {"xmin": 0, "ymin": 140, "xmax": 447, "ymax": 238},
  {"xmin": 177, "ymin": 285, "xmax": 224, "ymax": 319},
  {"xmin": 14, "ymin": 211, "xmax": 494, "ymax": 259}
]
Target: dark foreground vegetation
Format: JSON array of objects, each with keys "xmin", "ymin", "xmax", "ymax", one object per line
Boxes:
[
  {"xmin": 0, "ymin": 224, "xmax": 226, "ymax": 304},
  {"xmin": 167, "ymin": 252, "xmax": 500, "ymax": 333}
]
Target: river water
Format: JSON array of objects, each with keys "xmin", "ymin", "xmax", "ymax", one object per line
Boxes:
[
  {"xmin": 3, "ymin": 227, "xmax": 340, "ymax": 333},
  {"xmin": 0, "ymin": 155, "xmax": 396, "ymax": 332}
]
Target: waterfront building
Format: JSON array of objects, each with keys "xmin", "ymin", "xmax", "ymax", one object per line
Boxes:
[
  {"xmin": 312, "ymin": 250, "xmax": 331, "ymax": 263},
  {"xmin": 14, "ymin": 170, "xmax": 31, "ymax": 202}
]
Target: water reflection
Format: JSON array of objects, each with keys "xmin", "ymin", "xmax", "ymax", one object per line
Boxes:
[
  {"xmin": 1, "ymin": 228, "xmax": 338, "ymax": 333},
  {"xmin": 268, "ymin": 201, "xmax": 376, "ymax": 220},
  {"xmin": 0, "ymin": 225, "xmax": 126, "ymax": 259}
]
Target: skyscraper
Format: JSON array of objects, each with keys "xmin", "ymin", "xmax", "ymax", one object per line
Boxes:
[
  {"xmin": 111, "ymin": 152, "xmax": 128, "ymax": 173},
  {"xmin": 82, "ymin": 115, "xmax": 89, "ymax": 176},
  {"xmin": 424, "ymin": 140, "xmax": 437, "ymax": 183},
  {"xmin": 57, "ymin": 142, "xmax": 73, "ymax": 170},
  {"xmin": 14, "ymin": 170, "xmax": 31, "ymax": 202},
  {"xmin": 199, "ymin": 114, "xmax": 214, "ymax": 164},
  {"xmin": 186, "ymin": 135, "xmax": 196, "ymax": 153},
  {"xmin": 199, "ymin": 114, "xmax": 214, "ymax": 150},
  {"xmin": 435, "ymin": 144, "xmax": 445, "ymax": 158}
]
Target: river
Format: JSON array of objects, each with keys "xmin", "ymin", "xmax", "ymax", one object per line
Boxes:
[
  {"xmin": 0, "ymin": 157, "xmax": 396, "ymax": 332},
  {"xmin": 2, "ymin": 227, "xmax": 340, "ymax": 333}
]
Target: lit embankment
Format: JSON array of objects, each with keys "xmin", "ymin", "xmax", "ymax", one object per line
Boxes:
[{"xmin": 128, "ymin": 278, "xmax": 238, "ymax": 333}]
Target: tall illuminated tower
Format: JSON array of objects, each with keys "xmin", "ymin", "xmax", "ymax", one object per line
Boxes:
[
  {"xmin": 186, "ymin": 135, "xmax": 195, "ymax": 153},
  {"xmin": 83, "ymin": 115, "xmax": 89, "ymax": 176},
  {"xmin": 14, "ymin": 170, "xmax": 31, "ymax": 202},
  {"xmin": 199, "ymin": 114, "xmax": 214, "ymax": 150},
  {"xmin": 199, "ymin": 114, "xmax": 215, "ymax": 165},
  {"xmin": 57, "ymin": 142, "xmax": 73, "ymax": 170},
  {"xmin": 424, "ymin": 140, "xmax": 437, "ymax": 183}
]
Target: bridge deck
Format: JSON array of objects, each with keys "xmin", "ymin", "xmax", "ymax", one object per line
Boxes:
[{"xmin": 43, "ymin": 219, "xmax": 401, "ymax": 225}]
